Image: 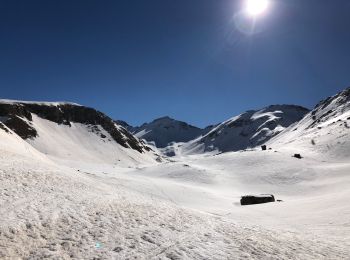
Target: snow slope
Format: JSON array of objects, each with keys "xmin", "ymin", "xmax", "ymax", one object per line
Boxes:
[
  {"xmin": 1, "ymin": 126, "xmax": 349, "ymax": 259},
  {"xmin": 268, "ymin": 87, "xmax": 350, "ymax": 160},
  {"xmin": 180, "ymin": 105, "xmax": 309, "ymax": 155},
  {"xmin": 0, "ymin": 100, "xmax": 160, "ymax": 167},
  {"xmin": 27, "ymin": 115, "xmax": 157, "ymax": 167},
  {"xmin": 0, "ymin": 122, "xmax": 48, "ymax": 163}
]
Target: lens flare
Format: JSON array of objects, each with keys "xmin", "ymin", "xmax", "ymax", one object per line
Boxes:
[{"xmin": 245, "ymin": 0, "xmax": 269, "ymax": 17}]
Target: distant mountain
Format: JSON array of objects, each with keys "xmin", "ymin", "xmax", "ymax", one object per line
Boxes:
[
  {"xmin": 268, "ymin": 87, "xmax": 350, "ymax": 159},
  {"xmin": 132, "ymin": 116, "xmax": 206, "ymax": 148},
  {"xmin": 0, "ymin": 100, "xmax": 159, "ymax": 166},
  {"xmin": 2, "ymin": 88, "xmax": 349, "ymax": 161},
  {"xmin": 181, "ymin": 105, "xmax": 310, "ymax": 154}
]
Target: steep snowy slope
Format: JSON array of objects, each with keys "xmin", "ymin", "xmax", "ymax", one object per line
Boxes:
[
  {"xmin": 132, "ymin": 116, "xmax": 205, "ymax": 148},
  {"xmin": 0, "ymin": 100, "xmax": 159, "ymax": 166},
  {"xmin": 268, "ymin": 87, "xmax": 350, "ymax": 159},
  {"xmin": 181, "ymin": 105, "xmax": 309, "ymax": 154},
  {"xmin": 0, "ymin": 122, "xmax": 48, "ymax": 162}
]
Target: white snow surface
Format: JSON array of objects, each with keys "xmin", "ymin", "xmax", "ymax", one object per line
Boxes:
[
  {"xmin": 0, "ymin": 99, "xmax": 81, "ymax": 106},
  {"xmin": 1, "ymin": 108, "xmax": 350, "ymax": 258},
  {"xmin": 26, "ymin": 115, "xmax": 156, "ymax": 167}
]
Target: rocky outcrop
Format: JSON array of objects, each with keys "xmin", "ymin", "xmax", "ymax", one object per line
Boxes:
[
  {"xmin": 308, "ymin": 87, "xmax": 350, "ymax": 129},
  {"xmin": 0, "ymin": 102, "xmax": 150, "ymax": 153},
  {"xmin": 115, "ymin": 120, "xmax": 134, "ymax": 132},
  {"xmin": 4, "ymin": 116, "xmax": 37, "ymax": 139},
  {"xmin": 0, "ymin": 122, "xmax": 10, "ymax": 134}
]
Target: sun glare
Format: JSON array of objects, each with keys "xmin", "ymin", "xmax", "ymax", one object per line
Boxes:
[{"xmin": 245, "ymin": 0, "xmax": 269, "ymax": 17}]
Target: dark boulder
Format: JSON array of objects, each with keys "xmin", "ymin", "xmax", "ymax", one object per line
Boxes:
[
  {"xmin": 240, "ymin": 194, "xmax": 275, "ymax": 206},
  {"xmin": 293, "ymin": 154, "xmax": 302, "ymax": 159}
]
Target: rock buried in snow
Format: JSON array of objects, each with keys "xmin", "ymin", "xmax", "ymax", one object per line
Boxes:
[
  {"xmin": 240, "ymin": 194, "xmax": 275, "ymax": 206},
  {"xmin": 293, "ymin": 154, "xmax": 302, "ymax": 159}
]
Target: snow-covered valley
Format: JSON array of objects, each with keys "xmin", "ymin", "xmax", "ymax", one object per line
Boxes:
[
  {"xmin": 1, "ymin": 89, "xmax": 350, "ymax": 259},
  {"xmin": 1, "ymin": 143, "xmax": 349, "ymax": 259}
]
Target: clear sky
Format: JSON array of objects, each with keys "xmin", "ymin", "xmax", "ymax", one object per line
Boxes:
[{"xmin": 1, "ymin": 0, "xmax": 349, "ymax": 127}]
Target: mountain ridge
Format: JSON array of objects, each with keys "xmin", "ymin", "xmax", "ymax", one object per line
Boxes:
[
  {"xmin": 129, "ymin": 116, "xmax": 209, "ymax": 148},
  {"xmin": 178, "ymin": 104, "xmax": 310, "ymax": 154}
]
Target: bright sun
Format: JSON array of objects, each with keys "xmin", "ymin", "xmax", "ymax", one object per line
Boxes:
[{"xmin": 245, "ymin": 0, "xmax": 269, "ymax": 17}]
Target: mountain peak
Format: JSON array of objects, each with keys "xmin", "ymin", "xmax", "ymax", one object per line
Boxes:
[
  {"xmin": 181, "ymin": 104, "xmax": 310, "ymax": 154},
  {"xmin": 152, "ymin": 116, "xmax": 174, "ymax": 123},
  {"xmin": 133, "ymin": 117, "xmax": 204, "ymax": 148}
]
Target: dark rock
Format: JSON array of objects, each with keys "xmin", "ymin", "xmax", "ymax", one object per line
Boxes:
[
  {"xmin": 293, "ymin": 154, "xmax": 302, "ymax": 159},
  {"xmin": 0, "ymin": 103, "xmax": 32, "ymax": 121},
  {"xmin": 261, "ymin": 145, "xmax": 267, "ymax": 151},
  {"xmin": 115, "ymin": 120, "xmax": 134, "ymax": 132},
  {"xmin": 0, "ymin": 122, "xmax": 10, "ymax": 133},
  {"xmin": 208, "ymin": 131, "xmax": 218, "ymax": 138},
  {"xmin": 4, "ymin": 116, "xmax": 37, "ymax": 139},
  {"xmin": 240, "ymin": 194, "xmax": 275, "ymax": 206}
]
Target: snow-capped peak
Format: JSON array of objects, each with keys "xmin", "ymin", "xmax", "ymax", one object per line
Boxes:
[
  {"xmin": 132, "ymin": 116, "xmax": 204, "ymax": 148},
  {"xmin": 181, "ymin": 104, "xmax": 309, "ymax": 154}
]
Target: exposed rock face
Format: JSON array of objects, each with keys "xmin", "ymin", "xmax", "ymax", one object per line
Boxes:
[
  {"xmin": 308, "ymin": 87, "xmax": 350, "ymax": 129},
  {"xmin": 0, "ymin": 122, "xmax": 10, "ymax": 133},
  {"xmin": 0, "ymin": 102, "xmax": 150, "ymax": 153},
  {"xmin": 115, "ymin": 120, "xmax": 134, "ymax": 132},
  {"xmin": 4, "ymin": 116, "xmax": 37, "ymax": 139}
]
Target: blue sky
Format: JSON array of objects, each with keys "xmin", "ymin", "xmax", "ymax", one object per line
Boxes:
[{"xmin": 0, "ymin": 0, "xmax": 349, "ymax": 127}]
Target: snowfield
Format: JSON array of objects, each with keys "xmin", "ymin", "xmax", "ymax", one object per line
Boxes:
[
  {"xmin": 1, "ymin": 129, "xmax": 350, "ymax": 259},
  {"xmin": 1, "ymin": 149, "xmax": 350, "ymax": 259},
  {"xmin": 1, "ymin": 90, "xmax": 350, "ymax": 259}
]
